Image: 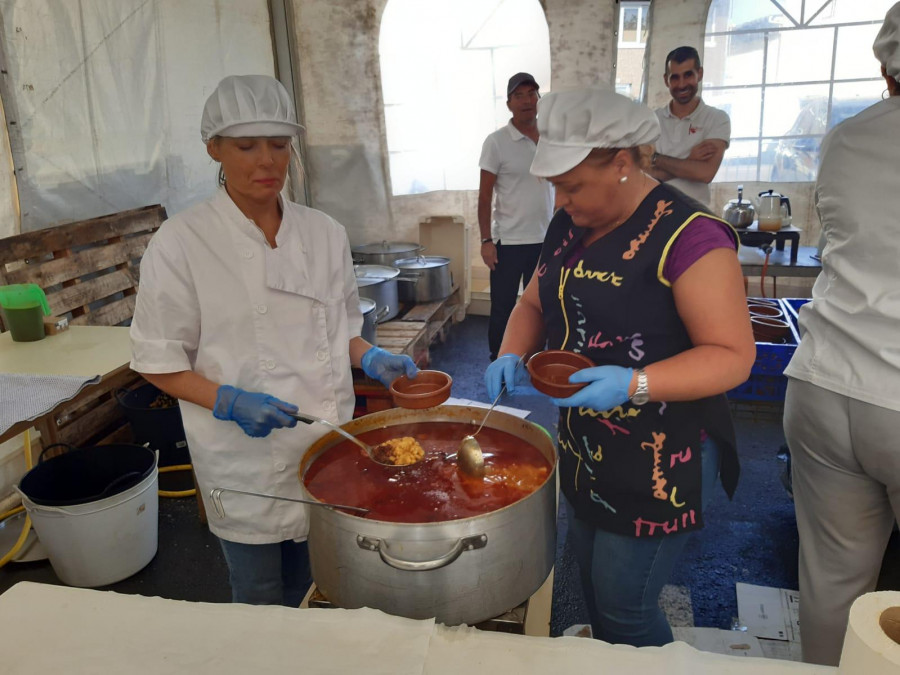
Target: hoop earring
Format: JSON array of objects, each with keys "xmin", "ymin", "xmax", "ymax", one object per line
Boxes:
[
  {"xmin": 619, "ymin": 175, "xmax": 628, "ymax": 184},
  {"xmin": 217, "ymin": 166, "xmax": 226, "ymax": 186},
  {"xmin": 883, "ymin": 88, "xmax": 890, "ymax": 100}
]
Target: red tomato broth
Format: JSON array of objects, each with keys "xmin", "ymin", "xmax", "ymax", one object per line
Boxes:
[{"xmin": 302, "ymin": 421, "xmax": 551, "ymax": 523}]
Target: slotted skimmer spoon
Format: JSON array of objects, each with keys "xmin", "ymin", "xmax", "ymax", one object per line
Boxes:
[{"xmin": 289, "ymin": 411, "xmax": 410, "ymax": 467}]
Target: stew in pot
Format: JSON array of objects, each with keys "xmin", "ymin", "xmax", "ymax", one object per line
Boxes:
[{"xmin": 303, "ymin": 421, "xmax": 551, "ymax": 523}]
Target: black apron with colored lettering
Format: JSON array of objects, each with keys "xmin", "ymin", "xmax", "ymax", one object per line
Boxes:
[{"xmin": 537, "ymin": 183, "xmax": 739, "ymax": 538}]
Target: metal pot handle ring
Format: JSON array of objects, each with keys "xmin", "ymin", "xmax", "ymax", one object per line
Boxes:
[{"xmin": 356, "ymin": 533, "xmax": 487, "ymax": 571}]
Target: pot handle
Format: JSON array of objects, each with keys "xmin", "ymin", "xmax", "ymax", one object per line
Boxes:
[
  {"xmin": 356, "ymin": 533, "xmax": 487, "ymax": 571},
  {"xmin": 396, "ymin": 274, "xmax": 420, "ymax": 284},
  {"xmin": 374, "ymin": 305, "xmax": 390, "ymax": 322}
]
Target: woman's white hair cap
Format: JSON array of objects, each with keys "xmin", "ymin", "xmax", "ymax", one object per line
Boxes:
[
  {"xmin": 531, "ymin": 87, "xmax": 660, "ymax": 178},
  {"xmin": 201, "ymin": 74, "xmax": 304, "ymax": 144},
  {"xmin": 874, "ymin": 2, "xmax": 900, "ymax": 80}
]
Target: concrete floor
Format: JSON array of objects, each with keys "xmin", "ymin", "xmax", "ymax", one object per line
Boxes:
[{"xmin": 2, "ymin": 315, "xmax": 899, "ymax": 636}]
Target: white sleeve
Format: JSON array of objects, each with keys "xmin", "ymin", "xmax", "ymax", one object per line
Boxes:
[
  {"xmin": 479, "ymin": 133, "xmax": 500, "ymax": 174},
  {"xmin": 707, "ymin": 109, "xmax": 731, "ymax": 146},
  {"xmin": 129, "ymin": 231, "xmax": 200, "ymax": 374}
]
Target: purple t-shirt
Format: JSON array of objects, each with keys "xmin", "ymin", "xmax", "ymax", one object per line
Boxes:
[{"xmin": 662, "ymin": 217, "xmax": 737, "ymax": 283}]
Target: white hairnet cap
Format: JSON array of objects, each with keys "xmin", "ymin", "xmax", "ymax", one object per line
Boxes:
[
  {"xmin": 874, "ymin": 2, "xmax": 900, "ymax": 80},
  {"xmin": 201, "ymin": 75, "xmax": 304, "ymax": 144},
  {"xmin": 530, "ymin": 87, "xmax": 660, "ymax": 178}
]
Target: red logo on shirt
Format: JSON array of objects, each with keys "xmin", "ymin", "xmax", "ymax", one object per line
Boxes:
[{"xmin": 689, "ymin": 125, "xmax": 698, "ymax": 134}]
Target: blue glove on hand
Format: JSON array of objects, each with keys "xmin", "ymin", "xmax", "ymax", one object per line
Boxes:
[
  {"xmin": 550, "ymin": 365, "xmax": 634, "ymax": 411},
  {"xmin": 213, "ymin": 385, "xmax": 298, "ymax": 438},
  {"xmin": 361, "ymin": 346, "xmax": 418, "ymax": 388},
  {"xmin": 484, "ymin": 354, "xmax": 532, "ymax": 400}
]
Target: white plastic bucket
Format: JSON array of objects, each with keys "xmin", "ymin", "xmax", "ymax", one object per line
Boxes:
[{"xmin": 17, "ymin": 465, "xmax": 159, "ymax": 587}]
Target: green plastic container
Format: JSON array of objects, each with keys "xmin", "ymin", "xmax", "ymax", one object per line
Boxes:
[{"xmin": 0, "ymin": 284, "xmax": 51, "ymax": 342}]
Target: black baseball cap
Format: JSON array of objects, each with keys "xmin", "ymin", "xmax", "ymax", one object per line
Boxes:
[{"xmin": 507, "ymin": 72, "xmax": 539, "ymax": 98}]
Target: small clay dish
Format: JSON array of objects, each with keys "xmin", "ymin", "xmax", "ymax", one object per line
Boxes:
[
  {"xmin": 527, "ymin": 350, "xmax": 595, "ymax": 398},
  {"xmin": 390, "ymin": 370, "xmax": 452, "ymax": 409},
  {"xmin": 747, "ymin": 303, "xmax": 784, "ymax": 319},
  {"xmin": 751, "ymin": 316, "xmax": 791, "ymax": 343}
]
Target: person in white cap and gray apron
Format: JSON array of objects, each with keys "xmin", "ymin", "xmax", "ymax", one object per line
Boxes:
[
  {"xmin": 783, "ymin": 3, "xmax": 900, "ymax": 665},
  {"xmin": 130, "ymin": 74, "xmax": 417, "ymax": 606},
  {"xmin": 485, "ymin": 87, "xmax": 755, "ymax": 647}
]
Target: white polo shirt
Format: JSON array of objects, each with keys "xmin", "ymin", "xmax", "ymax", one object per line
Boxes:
[
  {"xmin": 654, "ymin": 99, "xmax": 731, "ymax": 206},
  {"xmin": 479, "ymin": 121, "xmax": 555, "ymax": 245}
]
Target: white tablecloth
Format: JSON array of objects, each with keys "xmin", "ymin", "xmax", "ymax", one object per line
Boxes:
[{"xmin": 0, "ymin": 582, "xmax": 834, "ymax": 674}]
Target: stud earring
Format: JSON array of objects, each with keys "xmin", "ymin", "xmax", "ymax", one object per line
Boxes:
[{"xmin": 619, "ymin": 175, "xmax": 628, "ymax": 184}]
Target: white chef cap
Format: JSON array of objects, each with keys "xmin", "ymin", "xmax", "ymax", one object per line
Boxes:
[
  {"xmin": 200, "ymin": 75, "xmax": 304, "ymax": 144},
  {"xmin": 530, "ymin": 87, "xmax": 660, "ymax": 178},
  {"xmin": 874, "ymin": 2, "xmax": 900, "ymax": 80}
]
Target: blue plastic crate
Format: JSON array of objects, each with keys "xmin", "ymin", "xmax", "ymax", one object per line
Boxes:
[
  {"xmin": 782, "ymin": 297, "xmax": 811, "ymax": 323},
  {"xmin": 728, "ymin": 298, "xmax": 803, "ymax": 402}
]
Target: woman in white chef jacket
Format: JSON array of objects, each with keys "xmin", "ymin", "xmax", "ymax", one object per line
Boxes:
[
  {"xmin": 782, "ymin": 4, "xmax": 900, "ymax": 666},
  {"xmin": 130, "ymin": 75, "xmax": 417, "ymax": 606}
]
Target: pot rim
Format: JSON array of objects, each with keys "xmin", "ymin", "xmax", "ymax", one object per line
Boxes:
[
  {"xmin": 354, "ymin": 264, "xmax": 400, "ymax": 280},
  {"xmin": 300, "ymin": 405, "xmax": 556, "ymax": 525},
  {"xmin": 352, "ymin": 241, "xmax": 422, "ymax": 254},
  {"xmin": 393, "ymin": 255, "xmax": 451, "ymax": 269}
]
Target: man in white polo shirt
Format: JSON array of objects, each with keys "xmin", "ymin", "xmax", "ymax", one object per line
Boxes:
[
  {"xmin": 650, "ymin": 46, "xmax": 730, "ymax": 207},
  {"xmin": 478, "ymin": 72, "xmax": 555, "ymax": 361}
]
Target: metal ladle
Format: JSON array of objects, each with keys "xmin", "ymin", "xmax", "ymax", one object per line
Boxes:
[
  {"xmin": 209, "ymin": 487, "xmax": 369, "ymax": 517},
  {"xmin": 289, "ymin": 411, "xmax": 412, "ymax": 467},
  {"xmin": 458, "ymin": 384, "xmax": 507, "ymax": 478}
]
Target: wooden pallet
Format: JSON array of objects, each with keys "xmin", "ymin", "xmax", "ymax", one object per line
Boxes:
[{"xmin": 1, "ymin": 206, "xmax": 166, "ymax": 448}]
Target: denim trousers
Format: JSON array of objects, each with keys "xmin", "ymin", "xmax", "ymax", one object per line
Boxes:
[
  {"xmin": 217, "ymin": 538, "xmax": 312, "ymax": 607},
  {"xmin": 564, "ymin": 436, "xmax": 720, "ymax": 647}
]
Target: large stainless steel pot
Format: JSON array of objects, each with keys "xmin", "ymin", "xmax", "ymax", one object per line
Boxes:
[
  {"xmin": 394, "ymin": 255, "xmax": 453, "ymax": 303},
  {"xmin": 352, "ymin": 241, "xmax": 424, "ymax": 266},
  {"xmin": 359, "ymin": 298, "xmax": 387, "ymax": 344},
  {"xmin": 355, "ymin": 265, "xmax": 400, "ymax": 322},
  {"xmin": 300, "ymin": 405, "xmax": 556, "ymax": 626}
]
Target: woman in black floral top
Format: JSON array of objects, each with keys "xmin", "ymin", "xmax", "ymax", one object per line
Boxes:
[{"xmin": 485, "ymin": 88, "xmax": 754, "ymax": 647}]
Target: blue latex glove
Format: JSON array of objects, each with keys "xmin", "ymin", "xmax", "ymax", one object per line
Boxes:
[
  {"xmin": 484, "ymin": 353, "xmax": 532, "ymax": 400},
  {"xmin": 213, "ymin": 385, "xmax": 298, "ymax": 438},
  {"xmin": 550, "ymin": 365, "xmax": 634, "ymax": 411},
  {"xmin": 361, "ymin": 346, "xmax": 418, "ymax": 388}
]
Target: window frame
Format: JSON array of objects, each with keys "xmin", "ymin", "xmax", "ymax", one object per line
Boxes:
[
  {"xmin": 618, "ymin": 1, "xmax": 650, "ymax": 49},
  {"xmin": 704, "ymin": 1, "xmax": 885, "ymax": 182}
]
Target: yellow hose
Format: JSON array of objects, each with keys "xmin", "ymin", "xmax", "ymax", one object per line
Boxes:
[
  {"xmin": 158, "ymin": 463, "xmax": 196, "ymax": 498},
  {"xmin": 0, "ymin": 430, "xmax": 34, "ymax": 568},
  {"xmin": 0, "ymin": 505, "xmax": 24, "ymax": 521}
]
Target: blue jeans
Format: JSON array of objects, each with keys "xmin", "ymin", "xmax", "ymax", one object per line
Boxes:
[
  {"xmin": 564, "ymin": 437, "xmax": 720, "ymax": 647},
  {"xmin": 217, "ymin": 538, "xmax": 312, "ymax": 607}
]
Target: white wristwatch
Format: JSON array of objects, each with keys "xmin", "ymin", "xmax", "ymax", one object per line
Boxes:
[{"xmin": 631, "ymin": 368, "xmax": 650, "ymax": 405}]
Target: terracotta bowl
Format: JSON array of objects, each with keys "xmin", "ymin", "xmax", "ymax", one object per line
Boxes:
[
  {"xmin": 751, "ymin": 316, "xmax": 792, "ymax": 343},
  {"xmin": 390, "ymin": 370, "xmax": 452, "ymax": 409},
  {"xmin": 747, "ymin": 303, "xmax": 784, "ymax": 319},
  {"xmin": 527, "ymin": 350, "xmax": 595, "ymax": 398}
]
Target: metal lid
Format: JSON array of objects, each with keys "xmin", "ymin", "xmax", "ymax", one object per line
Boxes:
[
  {"xmin": 393, "ymin": 255, "xmax": 450, "ymax": 270},
  {"xmin": 354, "ymin": 264, "xmax": 400, "ymax": 281},
  {"xmin": 359, "ymin": 297, "xmax": 377, "ymax": 314},
  {"xmin": 351, "ymin": 241, "xmax": 421, "ymax": 255}
]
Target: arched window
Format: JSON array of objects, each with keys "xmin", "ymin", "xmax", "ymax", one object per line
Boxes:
[
  {"xmin": 379, "ymin": 0, "xmax": 550, "ymax": 195},
  {"xmin": 704, "ymin": 0, "xmax": 893, "ymax": 182}
]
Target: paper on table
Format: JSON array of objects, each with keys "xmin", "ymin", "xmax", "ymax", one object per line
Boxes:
[{"xmin": 443, "ymin": 396, "xmax": 530, "ymax": 419}]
